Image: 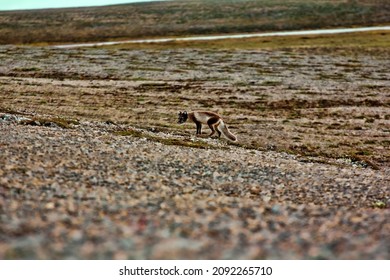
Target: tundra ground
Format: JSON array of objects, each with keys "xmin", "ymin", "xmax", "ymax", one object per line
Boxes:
[{"xmin": 0, "ymin": 34, "xmax": 389, "ymax": 258}]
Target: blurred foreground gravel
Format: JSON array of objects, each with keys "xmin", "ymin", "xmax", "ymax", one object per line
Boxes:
[{"xmin": 0, "ymin": 114, "xmax": 389, "ymax": 259}]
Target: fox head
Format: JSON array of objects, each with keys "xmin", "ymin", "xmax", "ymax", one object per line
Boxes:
[{"xmin": 178, "ymin": 111, "xmax": 188, "ymax": 124}]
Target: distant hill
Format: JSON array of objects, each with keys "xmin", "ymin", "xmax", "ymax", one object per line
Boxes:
[{"xmin": 0, "ymin": 0, "xmax": 389, "ymax": 44}]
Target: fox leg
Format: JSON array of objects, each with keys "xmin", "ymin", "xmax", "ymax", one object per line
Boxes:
[
  {"xmin": 207, "ymin": 118, "xmax": 219, "ymax": 137},
  {"xmin": 195, "ymin": 121, "xmax": 202, "ymax": 135},
  {"xmin": 208, "ymin": 123, "xmax": 216, "ymax": 137},
  {"xmin": 215, "ymin": 124, "xmax": 222, "ymax": 138}
]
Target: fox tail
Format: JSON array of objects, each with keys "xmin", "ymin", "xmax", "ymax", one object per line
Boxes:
[{"xmin": 219, "ymin": 120, "xmax": 237, "ymax": 142}]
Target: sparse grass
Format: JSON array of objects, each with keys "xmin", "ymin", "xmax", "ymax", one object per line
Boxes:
[
  {"xmin": 115, "ymin": 128, "xmax": 220, "ymax": 149},
  {"xmin": 0, "ymin": 106, "xmax": 23, "ymax": 115},
  {"xmin": 360, "ymin": 84, "xmax": 387, "ymax": 90},
  {"xmin": 317, "ymin": 72, "xmax": 346, "ymax": 81},
  {"xmin": 111, "ymin": 31, "xmax": 390, "ymax": 51},
  {"xmin": 372, "ymin": 201, "xmax": 387, "ymax": 209},
  {"xmin": 261, "ymin": 80, "xmax": 282, "ymax": 86},
  {"xmin": 13, "ymin": 67, "xmax": 42, "ymax": 72},
  {"xmin": 0, "ymin": 0, "xmax": 389, "ymax": 45},
  {"xmin": 20, "ymin": 117, "xmax": 79, "ymax": 129}
]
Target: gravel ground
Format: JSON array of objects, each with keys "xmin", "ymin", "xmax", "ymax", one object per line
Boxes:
[{"xmin": 1, "ymin": 114, "xmax": 389, "ymax": 259}]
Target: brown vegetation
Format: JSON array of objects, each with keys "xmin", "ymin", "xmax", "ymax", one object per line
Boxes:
[{"xmin": 0, "ymin": 0, "xmax": 389, "ymax": 44}]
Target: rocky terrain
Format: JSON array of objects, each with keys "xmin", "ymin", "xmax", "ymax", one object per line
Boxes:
[{"xmin": 0, "ymin": 42, "xmax": 389, "ymax": 259}]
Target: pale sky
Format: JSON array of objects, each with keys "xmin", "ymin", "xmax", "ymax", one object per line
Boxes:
[{"xmin": 0, "ymin": 0, "xmax": 163, "ymax": 11}]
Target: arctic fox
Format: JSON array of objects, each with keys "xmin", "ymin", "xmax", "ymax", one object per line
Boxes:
[{"xmin": 178, "ymin": 111, "xmax": 237, "ymax": 142}]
